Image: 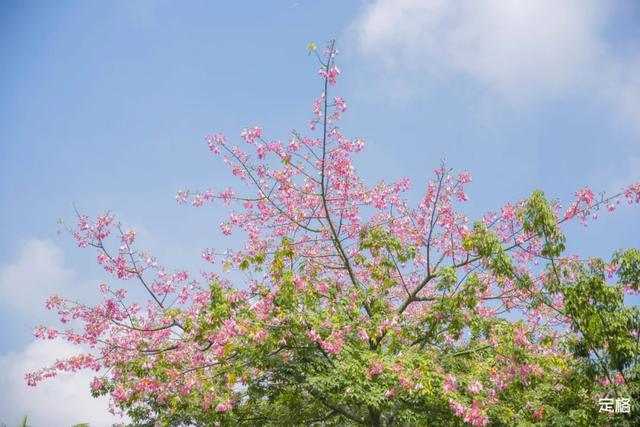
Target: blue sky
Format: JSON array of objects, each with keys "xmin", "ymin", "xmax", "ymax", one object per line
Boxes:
[{"xmin": 1, "ymin": 1, "xmax": 639, "ymax": 424}]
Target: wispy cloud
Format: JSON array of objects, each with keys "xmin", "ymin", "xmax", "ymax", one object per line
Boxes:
[
  {"xmin": 352, "ymin": 0, "xmax": 640, "ymax": 120},
  {"xmin": 0, "ymin": 340, "xmax": 119, "ymax": 426},
  {"xmin": 0, "ymin": 239, "xmax": 119, "ymax": 425},
  {"xmin": 0, "ymin": 239, "xmax": 74, "ymax": 315}
]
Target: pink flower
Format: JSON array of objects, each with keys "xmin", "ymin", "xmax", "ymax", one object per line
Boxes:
[
  {"xmin": 399, "ymin": 376, "xmax": 414, "ymax": 389},
  {"xmin": 240, "ymin": 126, "xmax": 262, "ymax": 144},
  {"xmin": 514, "ymin": 325, "xmax": 531, "ymax": 348},
  {"xmin": 307, "ymin": 330, "xmax": 321, "ymax": 343},
  {"xmin": 319, "ymin": 65, "xmax": 340, "ymax": 85},
  {"xmin": 113, "ymin": 386, "xmax": 129, "ymax": 403},
  {"xmin": 215, "ymin": 400, "xmax": 233, "ymax": 413},
  {"xmin": 533, "ymin": 406, "xmax": 544, "ymax": 420},
  {"xmin": 90, "ymin": 377, "xmax": 104, "ymax": 392},
  {"xmin": 312, "ymin": 99, "xmax": 322, "ymax": 117},
  {"xmin": 467, "ymin": 380, "xmax": 483, "ymax": 395},
  {"xmin": 220, "ymin": 222, "xmax": 232, "ymax": 236},
  {"xmin": 368, "ymin": 361, "xmax": 383, "ymax": 376},
  {"xmin": 457, "ymin": 171, "xmax": 472, "ymax": 184},
  {"xmin": 443, "ymin": 374, "xmax": 458, "ymax": 392},
  {"xmin": 316, "ymin": 282, "xmax": 329, "ymax": 293},
  {"xmin": 463, "ymin": 400, "xmax": 490, "ymax": 426},
  {"xmin": 576, "ymin": 187, "xmax": 595, "ymax": 204},
  {"xmin": 202, "ymin": 249, "xmax": 216, "ymax": 264},
  {"xmin": 45, "ymin": 294, "xmax": 62, "ymax": 310},
  {"xmin": 624, "ymin": 183, "xmax": 640, "ymax": 203},
  {"xmin": 321, "ymin": 340, "xmax": 343, "ymax": 354},
  {"xmin": 206, "ymin": 133, "xmax": 226, "ymax": 154},
  {"xmin": 449, "ymin": 399, "xmax": 466, "ymax": 417},
  {"xmin": 253, "ymin": 329, "xmax": 267, "ymax": 342},
  {"xmin": 219, "ymin": 187, "xmax": 235, "ymax": 205},
  {"xmin": 328, "ymin": 65, "xmax": 340, "ymax": 85}
]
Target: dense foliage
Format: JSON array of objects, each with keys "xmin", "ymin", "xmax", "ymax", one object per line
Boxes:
[{"xmin": 28, "ymin": 41, "xmax": 640, "ymax": 426}]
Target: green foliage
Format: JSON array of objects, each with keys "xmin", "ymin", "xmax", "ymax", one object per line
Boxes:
[
  {"xmin": 614, "ymin": 248, "xmax": 640, "ymax": 292},
  {"xmin": 463, "ymin": 222, "xmax": 515, "ymax": 278},
  {"xmin": 107, "ymin": 190, "xmax": 640, "ymax": 426},
  {"xmin": 520, "ymin": 190, "xmax": 566, "ymax": 258}
]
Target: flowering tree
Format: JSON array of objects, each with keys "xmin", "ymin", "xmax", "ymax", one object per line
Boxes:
[{"xmin": 29, "ymin": 41, "xmax": 640, "ymax": 426}]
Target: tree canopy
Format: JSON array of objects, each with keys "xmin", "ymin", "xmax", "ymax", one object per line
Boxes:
[{"xmin": 28, "ymin": 41, "xmax": 640, "ymax": 426}]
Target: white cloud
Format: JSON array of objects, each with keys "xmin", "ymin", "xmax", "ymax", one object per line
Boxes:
[
  {"xmin": 0, "ymin": 240, "xmax": 120, "ymax": 425},
  {"xmin": 352, "ymin": 0, "xmax": 640, "ymax": 119},
  {"xmin": 0, "ymin": 239, "xmax": 75, "ymax": 315},
  {"xmin": 354, "ymin": 0, "xmax": 606, "ymax": 100},
  {"xmin": 0, "ymin": 340, "xmax": 119, "ymax": 426}
]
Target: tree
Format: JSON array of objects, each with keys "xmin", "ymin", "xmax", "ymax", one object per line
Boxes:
[{"xmin": 28, "ymin": 41, "xmax": 640, "ymax": 426}]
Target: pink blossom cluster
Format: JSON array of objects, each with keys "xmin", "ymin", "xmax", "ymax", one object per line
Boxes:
[{"xmin": 26, "ymin": 41, "xmax": 640, "ymax": 425}]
